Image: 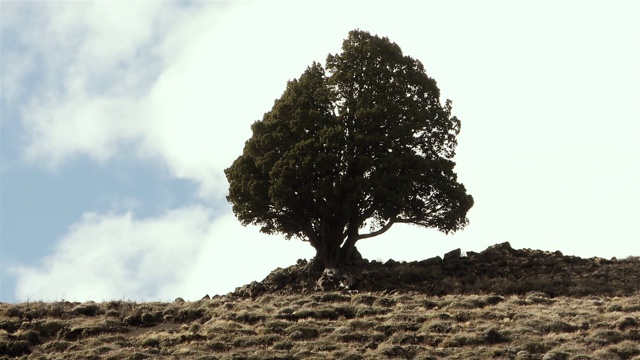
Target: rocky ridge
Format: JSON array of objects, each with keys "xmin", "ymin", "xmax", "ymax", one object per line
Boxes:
[{"xmin": 234, "ymin": 242, "xmax": 640, "ymax": 298}]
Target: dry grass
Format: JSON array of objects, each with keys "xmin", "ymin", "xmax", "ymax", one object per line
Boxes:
[{"xmin": 1, "ymin": 292, "xmax": 639, "ymax": 359}]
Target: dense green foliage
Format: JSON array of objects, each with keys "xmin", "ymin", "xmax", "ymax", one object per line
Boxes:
[{"xmin": 225, "ymin": 30, "xmax": 473, "ymax": 268}]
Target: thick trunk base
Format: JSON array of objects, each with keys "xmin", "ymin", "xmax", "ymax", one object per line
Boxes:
[{"xmin": 307, "ymin": 245, "xmax": 364, "ymax": 272}]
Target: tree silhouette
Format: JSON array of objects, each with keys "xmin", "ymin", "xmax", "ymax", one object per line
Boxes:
[{"xmin": 225, "ymin": 30, "xmax": 473, "ymax": 269}]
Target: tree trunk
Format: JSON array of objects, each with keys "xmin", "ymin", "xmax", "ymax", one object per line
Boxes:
[
  {"xmin": 320, "ymin": 238, "xmax": 341, "ymax": 269},
  {"xmin": 312, "ymin": 236, "xmax": 363, "ymax": 270},
  {"xmin": 339, "ymin": 232, "xmax": 359, "ymax": 264},
  {"xmin": 307, "ymin": 219, "xmax": 364, "ymax": 271}
]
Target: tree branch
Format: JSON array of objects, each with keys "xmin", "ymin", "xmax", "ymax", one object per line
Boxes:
[
  {"xmin": 282, "ymin": 210, "xmax": 320, "ymax": 250},
  {"xmin": 356, "ymin": 218, "xmax": 416, "ymax": 241}
]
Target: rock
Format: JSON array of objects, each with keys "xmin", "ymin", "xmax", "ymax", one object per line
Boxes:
[
  {"xmin": 384, "ymin": 259, "xmax": 399, "ymax": 267},
  {"xmin": 227, "ymin": 241, "xmax": 640, "ymax": 297},
  {"xmin": 444, "ymin": 248, "xmax": 461, "ymax": 261},
  {"xmin": 248, "ymin": 281, "xmax": 266, "ymax": 297},
  {"xmin": 477, "ymin": 242, "xmax": 514, "ymax": 262},
  {"xmin": 419, "ymin": 256, "xmax": 442, "ymax": 267},
  {"xmin": 316, "ymin": 268, "xmax": 342, "ymax": 291},
  {"xmin": 314, "ymin": 268, "xmax": 356, "ymax": 292},
  {"xmin": 235, "ymin": 281, "xmax": 266, "ymax": 298},
  {"xmin": 340, "ymin": 273, "xmax": 356, "ymax": 289},
  {"xmin": 173, "ymin": 297, "xmax": 185, "ymax": 305},
  {"xmin": 490, "ymin": 242, "xmax": 513, "ymax": 251},
  {"xmin": 201, "ymin": 294, "xmax": 210, "ymax": 300}
]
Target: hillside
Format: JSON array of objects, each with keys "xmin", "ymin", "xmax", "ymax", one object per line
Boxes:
[{"xmin": 1, "ymin": 242, "xmax": 639, "ymax": 359}]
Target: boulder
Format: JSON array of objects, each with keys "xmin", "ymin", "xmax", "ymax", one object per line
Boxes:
[{"xmin": 444, "ymin": 248, "xmax": 461, "ymax": 261}]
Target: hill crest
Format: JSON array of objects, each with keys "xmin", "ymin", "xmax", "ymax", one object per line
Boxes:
[{"xmin": 233, "ymin": 242, "xmax": 640, "ymax": 298}]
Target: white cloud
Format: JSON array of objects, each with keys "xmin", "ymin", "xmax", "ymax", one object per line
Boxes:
[
  {"xmin": 11, "ymin": 207, "xmax": 314, "ymax": 302},
  {"xmin": 4, "ymin": 1, "xmax": 640, "ymax": 303},
  {"xmin": 174, "ymin": 213, "xmax": 314, "ymax": 300},
  {"xmin": 10, "ymin": 1, "xmax": 173, "ymax": 167},
  {"xmin": 10, "ymin": 1, "xmax": 348, "ymax": 196},
  {"xmin": 7, "ymin": 2, "xmax": 468, "ymax": 192},
  {"xmin": 135, "ymin": 2, "xmax": 355, "ymax": 197},
  {"xmin": 23, "ymin": 97, "xmax": 143, "ymax": 166},
  {"xmin": 12, "ymin": 206, "xmax": 212, "ymax": 301}
]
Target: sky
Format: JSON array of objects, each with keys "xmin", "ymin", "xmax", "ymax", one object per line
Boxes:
[{"xmin": 1, "ymin": 1, "xmax": 638, "ymax": 303}]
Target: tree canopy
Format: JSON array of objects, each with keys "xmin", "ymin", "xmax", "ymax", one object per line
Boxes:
[{"xmin": 225, "ymin": 30, "xmax": 474, "ymax": 269}]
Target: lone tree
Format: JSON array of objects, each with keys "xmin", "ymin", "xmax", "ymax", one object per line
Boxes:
[{"xmin": 225, "ymin": 30, "xmax": 473, "ymax": 270}]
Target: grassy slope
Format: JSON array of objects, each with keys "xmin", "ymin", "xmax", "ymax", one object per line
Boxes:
[
  {"xmin": 2, "ymin": 243, "xmax": 639, "ymax": 359},
  {"xmin": 1, "ymin": 291, "xmax": 639, "ymax": 359}
]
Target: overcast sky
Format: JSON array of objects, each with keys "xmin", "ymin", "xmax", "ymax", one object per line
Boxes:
[{"xmin": 1, "ymin": 1, "xmax": 638, "ymax": 303}]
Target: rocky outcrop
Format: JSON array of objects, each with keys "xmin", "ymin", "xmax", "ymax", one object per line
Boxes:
[{"xmin": 233, "ymin": 242, "xmax": 640, "ymax": 298}]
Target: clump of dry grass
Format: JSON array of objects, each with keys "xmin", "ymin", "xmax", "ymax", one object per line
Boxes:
[{"xmin": 2, "ymin": 292, "xmax": 638, "ymax": 359}]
